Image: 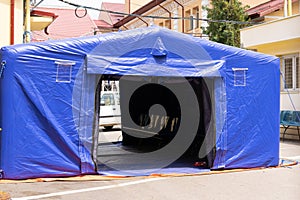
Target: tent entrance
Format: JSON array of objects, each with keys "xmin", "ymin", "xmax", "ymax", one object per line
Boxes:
[{"xmin": 95, "ymin": 75, "xmax": 216, "ymax": 176}]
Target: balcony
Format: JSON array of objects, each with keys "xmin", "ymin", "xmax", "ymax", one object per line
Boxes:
[{"xmin": 240, "ymin": 14, "xmax": 300, "ymax": 48}]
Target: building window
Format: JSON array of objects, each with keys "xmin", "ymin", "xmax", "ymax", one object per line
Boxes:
[
  {"xmin": 185, "ymin": 10, "xmax": 191, "ymax": 32},
  {"xmin": 165, "ymin": 19, "xmax": 171, "ymax": 29},
  {"xmin": 192, "ymin": 6, "xmax": 199, "ymax": 29},
  {"xmin": 282, "ymin": 54, "xmax": 300, "ymax": 90}
]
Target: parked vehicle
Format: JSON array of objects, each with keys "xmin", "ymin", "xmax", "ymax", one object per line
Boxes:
[{"xmin": 99, "ymin": 91, "xmax": 121, "ymax": 130}]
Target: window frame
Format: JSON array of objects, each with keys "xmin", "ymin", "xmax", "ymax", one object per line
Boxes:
[
  {"xmin": 185, "ymin": 9, "xmax": 192, "ymax": 32},
  {"xmin": 192, "ymin": 6, "xmax": 199, "ymax": 29},
  {"xmin": 281, "ymin": 54, "xmax": 300, "ymax": 91}
]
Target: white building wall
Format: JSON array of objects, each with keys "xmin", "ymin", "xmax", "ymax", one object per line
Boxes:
[{"xmin": 0, "ymin": 0, "xmax": 24, "ymax": 47}]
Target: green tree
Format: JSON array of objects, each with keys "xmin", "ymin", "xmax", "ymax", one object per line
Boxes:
[{"xmin": 202, "ymin": 0, "xmax": 250, "ymax": 47}]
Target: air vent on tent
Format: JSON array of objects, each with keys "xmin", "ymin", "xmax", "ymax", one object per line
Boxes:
[{"xmin": 151, "ymin": 37, "xmax": 168, "ymax": 57}]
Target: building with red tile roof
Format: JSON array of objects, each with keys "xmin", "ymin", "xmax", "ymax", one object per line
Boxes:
[
  {"xmin": 98, "ymin": 2, "xmax": 125, "ymax": 24},
  {"xmin": 96, "ymin": 2, "xmax": 125, "ymax": 33},
  {"xmin": 247, "ymin": 0, "xmax": 298, "ymax": 19},
  {"xmin": 31, "ymin": 7, "xmax": 97, "ymax": 42}
]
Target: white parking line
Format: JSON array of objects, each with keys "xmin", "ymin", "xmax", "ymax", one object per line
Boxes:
[
  {"xmin": 284, "ymin": 155, "xmax": 300, "ymax": 161},
  {"xmin": 12, "ymin": 177, "xmax": 166, "ymax": 200}
]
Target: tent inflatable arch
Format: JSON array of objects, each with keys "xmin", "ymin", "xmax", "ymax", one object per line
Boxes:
[{"xmin": 0, "ymin": 26, "xmax": 280, "ymax": 179}]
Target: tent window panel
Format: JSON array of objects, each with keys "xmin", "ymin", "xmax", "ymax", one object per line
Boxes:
[
  {"xmin": 55, "ymin": 61, "xmax": 75, "ymax": 83},
  {"xmin": 233, "ymin": 68, "xmax": 248, "ymax": 86}
]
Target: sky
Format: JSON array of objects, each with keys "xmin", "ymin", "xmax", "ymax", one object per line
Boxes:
[{"xmin": 39, "ymin": 0, "xmax": 125, "ymax": 19}]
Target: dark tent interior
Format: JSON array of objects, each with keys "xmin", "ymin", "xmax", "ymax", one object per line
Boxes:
[{"xmin": 96, "ymin": 75, "xmax": 215, "ymax": 176}]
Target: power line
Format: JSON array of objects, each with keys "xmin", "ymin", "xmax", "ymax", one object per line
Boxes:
[{"xmin": 55, "ymin": 0, "xmax": 258, "ymax": 25}]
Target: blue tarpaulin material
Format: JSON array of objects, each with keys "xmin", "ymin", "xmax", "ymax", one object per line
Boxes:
[{"xmin": 0, "ymin": 26, "xmax": 280, "ymax": 179}]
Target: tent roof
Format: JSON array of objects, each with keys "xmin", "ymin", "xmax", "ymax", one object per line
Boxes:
[{"xmin": 4, "ymin": 26, "xmax": 277, "ymax": 77}]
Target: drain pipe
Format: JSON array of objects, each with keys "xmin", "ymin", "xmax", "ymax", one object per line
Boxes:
[
  {"xmin": 10, "ymin": 0, "xmax": 15, "ymax": 44},
  {"xmin": 159, "ymin": 4, "xmax": 171, "ymax": 29},
  {"xmin": 24, "ymin": 0, "xmax": 31, "ymax": 43},
  {"xmin": 284, "ymin": 0, "xmax": 288, "ymax": 17},
  {"xmin": 173, "ymin": 0, "xmax": 184, "ymax": 33},
  {"xmin": 288, "ymin": 0, "xmax": 292, "ymax": 16},
  {"xmin": 137, "ymin": 16, "xmax": 149, "ymax": 26},
  {"xmin": 128, "ymin": 0, "xmax": 131, "ymax": 14}
]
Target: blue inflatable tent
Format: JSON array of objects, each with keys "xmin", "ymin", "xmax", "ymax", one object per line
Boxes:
[{"xmin": 0, "ymin": 26, "xmax": 280, "ymax": 179}]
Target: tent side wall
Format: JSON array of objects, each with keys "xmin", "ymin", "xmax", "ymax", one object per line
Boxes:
[
  {"xmin": 199, "ymin": 41, "xmax": 280, "ymax": 169},
  {"xmin": 225, "ymin": 55, "xmax": 280, "ymax": 168},
  {"xmin": 0, "ymin": 49, "xmax": 16, "ymax": 178},
  {"xmin": 0, "ymin": 37, "xmax": 101, "ymax": 179}
]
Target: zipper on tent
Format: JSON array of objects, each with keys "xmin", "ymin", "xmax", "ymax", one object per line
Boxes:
[{"xmin": 0, "ymin": 61, "xmax": 6, "ymax": 78}]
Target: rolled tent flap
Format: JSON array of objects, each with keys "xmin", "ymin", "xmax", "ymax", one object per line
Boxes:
[
  {"xmin": 87, "ymin": 54, "xmax": 225, "ymax": 77},
  {"xmin": 86, "ymin": 29, "xmax": 224, "ymax": 77}
]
